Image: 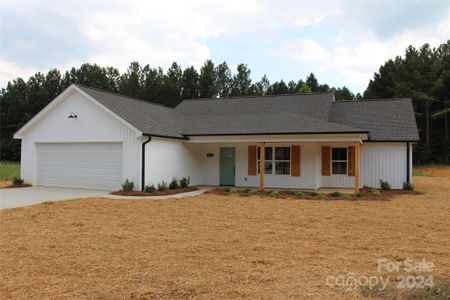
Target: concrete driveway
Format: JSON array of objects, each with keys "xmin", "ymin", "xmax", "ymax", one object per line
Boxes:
[{"xmin": 0, "ymin": 187, "xmax": 108, "ymax": 209}]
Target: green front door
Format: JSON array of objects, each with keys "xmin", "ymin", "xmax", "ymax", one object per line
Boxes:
[{"xmin": 220, "ymin": 147, "xmax": 235, "ymax": 186}]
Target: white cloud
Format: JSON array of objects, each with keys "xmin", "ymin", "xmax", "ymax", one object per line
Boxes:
[
  {"xmin": 274, "ymin": 39, "xmax": 328, "ymax": 61},
  {"xmin": 0, "ymin": 60, "xmax": 38, "ymax": 87},
  {"xmin": 333, "ymin": 14, "xmax": 450, "ymax": 90}
]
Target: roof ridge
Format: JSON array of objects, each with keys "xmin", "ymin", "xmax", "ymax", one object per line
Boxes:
[
  {"xmin": 75, "ymin": 83, "xmax": 178, "ymax": 112},
  {"xmin": 334, "ymin": 98, "xmax": 411, "ymax": 103},
  {"xmin": 180, "ymin": 92, "xmax": 334, "ymax": 102}
]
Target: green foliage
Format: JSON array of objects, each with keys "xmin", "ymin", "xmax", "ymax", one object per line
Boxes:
[
  {"xmin": 227, "ymin": 188, "xmax": 238, "ymax": 194},
  {"xmin": 179, "ymin": 177, "xmax": 190, "ymax": 188},
  {"xmin": 0, "ymin": 162, "xmax": 20, "ymax": 181},
  {"xmin": 157, "ymin": 181, "xmax": 168, "ymax": 191},
  {"xmin": 330, "ymin": 191, "xmax": 343, "ymax": 198},
  {"xmin": 122, "ymin": 179, "xmax": 134, "ymax": 192},
  {"xmin": 379, "ymin": 180, "xmax": 391, "ymax": 191},
  {"xmin": 356, "ymin": 192, "xmax": 365, "ymax": 198},
  {"xmin": 403, "ymin": 182, "xmax": 415, "ymax": 191},
  {"xmin": 310, "ymin": 191, "xmax": 320, "ymax": 197},
  {"xmin": 269, "ymin": 190, "xmax": 280, "ymax": 197},
  {"xmin": 371, "ymin": 189, "xmax": 382, "ymax": 197},
  {"xmin": 245, "ymin": 188, "xmax": 257, "ymax": 195},
  {"xmin": 294, "ymin": 191, "xmax": 305, "ymax": 196},
  {"xmin": 144, "ymin": 184, "xmax": 156, "ymax": 193},
  {"xmin": 169, "ymin": 178, "xmax": 179, "ymax": 189},
  {"xmin": 12, "ymin": 176, "xmax": 24, "ymax": 185},
  {"xmin": 364, "ymin": 41, "xmax": 450, "ymax": 164}
]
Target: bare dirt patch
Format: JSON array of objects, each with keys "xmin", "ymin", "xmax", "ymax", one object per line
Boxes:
[{"xmin": 1, "ymin": 176, "xmax": 449, "ymax": 299}]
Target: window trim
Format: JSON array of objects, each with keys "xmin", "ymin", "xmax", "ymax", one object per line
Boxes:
[
  {"xmin": 331, "ymin": 147, "xmax": 348, "ymax": 175},
  {"xmin": 257, "ymin": 146, "xmax": 291, "ymax": 176}
]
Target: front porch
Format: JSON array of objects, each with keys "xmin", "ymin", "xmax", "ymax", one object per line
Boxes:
[{"xmin": 184, "ymin": 133, "xmax": 365, "ymax": 193}]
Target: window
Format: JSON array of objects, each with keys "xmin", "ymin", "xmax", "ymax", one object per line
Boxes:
[
  {"xmin": 332, "ymin": 147, "xmax": 347, "ymax": 175},
  {"xmin": 257, "ymin": 146, "xmax": 290, "ymax": 175}
]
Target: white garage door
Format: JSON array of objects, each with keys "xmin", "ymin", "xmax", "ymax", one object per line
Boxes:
[{"xmin": 36, "ymin": 143, "xmax": 123, "ymax": 190}]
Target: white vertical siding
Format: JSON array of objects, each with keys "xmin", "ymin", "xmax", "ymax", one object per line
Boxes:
[
  {"xmin": 144, "ymin": 137, "xmax": 200, "ymax": 186},
  {"xmin": 360, "ymin": 142, "xmax": 408, "ymax": 189},
  {"xmin": 19, "ymin": 90, "xmax": 141, "ymax": 187},
  {"xmin": 182, "ymin": 143, "xmax": 322, "ymax": 189}
]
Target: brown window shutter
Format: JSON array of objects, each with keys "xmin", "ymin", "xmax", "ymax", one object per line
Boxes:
[
  {"xmin": 248, "ymin": 145, "xmax": 257, "ymax": 176},
  {"xmin": 291, "ymin": 145, "xmax": 301, "ymax": 176},
  {"xmin": 321, "ymin": 146, "xmax": 331, "ymax": 176},
  {"xmin": 348, "ymin": 146, "xmax": 355, "ymax": 176}
]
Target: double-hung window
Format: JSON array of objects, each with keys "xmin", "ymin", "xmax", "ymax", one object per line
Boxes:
[
  {"xmin": 332, "ymin": 147, "xmax": 347, "ymax": 175},
  {"xmin": 257, "ymin": 146, "xmax": 290, "ymax": 175}
]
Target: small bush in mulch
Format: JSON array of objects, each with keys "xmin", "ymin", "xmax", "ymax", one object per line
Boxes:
[
  {"xmin": 371, "ymin": 189, "xmax": 382, "ymax": 197},
  {"xmin": 179, "ymin": 177, "xmax": 190, "ymax": 188},
  {"xmin": 122, "ymin": 179, "xmax": 134, "ymax": 192},
  {"xmin": 269, "ymin": 190, "xmax": 280, "ymax": 197},
  {"xmin": 111, "ymin": 186, "xmax": 199, "ymax": 196},
  {"xmin": 206, "ymin": 186, "xmax": 422, "ymax": 201},
  {"xmin": 12, "ymin": 176, "xmax": 24, "ymax": 186},
  {"xmin": 144, "ymin": 184, "xmax": 156, "ymax": 193},
  {"xmin": 169, "ymin": 178, "xmax": 179, "ymax": 189},
  {"xmin": 245, "ymin": 188, "xmax": 257, "ymax": 195},
  {"xmin": 157, "ymin": 181, "xmax": 168, "ymax": 192},
  {"xmin": 330, "ymin": 191, "xmax": 343, "ymax": 198},
  {"xmin": 380, "ymin": 179, "xmax": 391, "ymax": 191},
  {"xmin": 403, "ymin": 181, "xmax": 414, "ymax": 191},
  {"xmin": 227, "ymin": 188, "xmax": 238, "ymax": 194}
]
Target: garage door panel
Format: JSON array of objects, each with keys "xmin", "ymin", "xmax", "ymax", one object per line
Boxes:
[{"xmin": 36, "ymin": 143, "xmax": 123, "ymax": 190}]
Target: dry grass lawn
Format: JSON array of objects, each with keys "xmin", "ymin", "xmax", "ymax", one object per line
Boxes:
[{"xmin": 1, "ymin": 174, "xmax": 449, "ymax": 299}]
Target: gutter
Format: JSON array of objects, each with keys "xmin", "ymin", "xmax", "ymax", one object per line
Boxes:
[{"xmin": 141, "ymin": 134, "xmax": 152, "ymax": 190}]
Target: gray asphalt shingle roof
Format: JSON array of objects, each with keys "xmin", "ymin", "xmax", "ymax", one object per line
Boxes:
[
  {"xmin": 329, "ymin": 99, "xmax": 419, "ymax": 141},
  {"xmin": 76, "ymin": 85, "xmax": 419, "ymax": 141},
  {"xmin": 77, "ymin": 85, "xmax": 184, "ymax": 138}
]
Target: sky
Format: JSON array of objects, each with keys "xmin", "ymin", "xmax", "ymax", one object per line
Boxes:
[{"xmin": 0, "ymin": 0, "xmax": 449, "ymax": 94}]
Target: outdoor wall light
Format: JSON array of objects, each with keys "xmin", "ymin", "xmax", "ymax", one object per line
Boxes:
[{"xmin": 68, "ymin": 113, "xmax": 77, "ymax": 119}]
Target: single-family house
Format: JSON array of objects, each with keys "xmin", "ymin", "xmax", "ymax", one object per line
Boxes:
[{"xmin": 14, "ymin": 84, "xmax": 419, "ymax": 192}]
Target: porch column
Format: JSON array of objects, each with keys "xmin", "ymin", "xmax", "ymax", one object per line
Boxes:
[
  {"xmin": 354, "ymin": 142, "xmax": 361, "ymax": 193},
  {"xmin": 260, "ymin": 142, "xmax": 265, "ymax": 190}
]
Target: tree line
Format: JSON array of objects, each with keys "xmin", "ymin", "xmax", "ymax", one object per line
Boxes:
[{"xmin": 1, "ymin": 41, "xmax": 449, "ymax": 163}]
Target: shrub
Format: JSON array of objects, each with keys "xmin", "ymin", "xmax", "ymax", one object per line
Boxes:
[
  {"xmin": 310, "ymin": 191, "xmax": 320, "ymax": 197},
  {"xmin": 122, "ymin": 179, "xmax": 134, "ymax": 191},
  {"xmin": 371, "ymin": 189, "xmax": 382, "ymax": 196},
  {"xmin": 330, "ymin": 191, "xmax": 343, "ymax": 198},
  {"xmin": 144, "ymin": 184, "xmax": 156, "ymax": 193},
  {"xmin": 12, "ymin": 176, "xmax": 24, "ymax": 186},
  {"xmin": 227, "ymin": 188, "xmax": 238, "ymax": 194},
  {"xmin": 169, "ymin": 178, "xmax": 179, "ymax": 189},
  {"xmin": 246, "ymin": 188, "xmax": 257, "ymax": 195},
  {"xmin": 356, "ymin": 192, "xmax": 365, "ymax": 198},
  {"xmin": 379, "ymin": 180, "xmax": 391, "ymax": 191},
  {"xmin": 269, "ymin": 190, "xmax": 280, "ymax": 197},
  {"xmin": 294, "ymin": 191, "xmax": 304, "ymax": 197},
  {"xmin": 157, "ymin": 181, "xmax": 168, "ymax": 191},
  {"xmin": 403, "ymin": 181, "xmax": 415, "ymax": 191},
  {"xmin": 179, "ymin": 177, "xmax": 190, "ymax": 188}
]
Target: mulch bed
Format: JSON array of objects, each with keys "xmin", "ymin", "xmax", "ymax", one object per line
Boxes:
[
  {"xmin": 111, "ymin": 186, "xmax": 198, "ymax": 196},
  {"xmin": 206, "ymin": 186, "xmax": 422, "ymax": 201},
  {"xmin": 0, "ymin": 183, "xmax": 32, "ymax": 189}
]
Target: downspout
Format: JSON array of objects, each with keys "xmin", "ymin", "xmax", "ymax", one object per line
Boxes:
[
  {"xmin": 141, "ymin": 135, "xmax": 152, "ymax": 190},
  {"xmin": 406, "ymin": 142, "xmax": 410, "ymax": 183}
]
